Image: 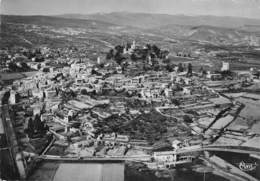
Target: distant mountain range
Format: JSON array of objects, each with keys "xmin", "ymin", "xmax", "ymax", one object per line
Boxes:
[
  {"xmin": 57, "ymin": 12, "xmax": 260, "ymax": 46},
  {"xmin": 1, "ymin": 13, "xmax": 260, "ymax": 48},
  {"xmin": 58, "ymin": 12, "xmax": 260, "ymax": 30},
  {"xmin": 0, "ymin": 15, "xmax": 121, "ymax": 48},
  {"xmin": 1, "ymin": 15, "xmax": 116, "ymax": 29},
  {"xmin": 149, "ymin": 24, "xmax": 260, "ymax": 46}
]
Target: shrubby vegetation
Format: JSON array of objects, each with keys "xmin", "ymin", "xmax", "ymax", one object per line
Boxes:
[{"xmin": 94, "ymin": 109, "xmax": 180, "ymax": 144}]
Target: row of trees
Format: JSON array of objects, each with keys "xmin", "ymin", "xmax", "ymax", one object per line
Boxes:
[
  {"xmin": 165, "ymin": 62, "xmax": 192, "ymax": 76},
  {"xmin": 106, "ymin": 45, "xmax": 126, "ymax": 65},
  {"xmin": 106, "ymin": 43, "xmax": 169, "ymax": 65},
  {"xmin": 130, "ymin": 44, "xmax": 168, "ymax": 62},
  {"xmin": 8, "ymin": 62, "xmax": 32, "ymax": 72},
  {"xmin": 105, "ymin": 43, "xmax": 196, "ymax": 77},
  {"xmin": 26, "ymin": 115, "xmax": 49, "ymax": 138}
]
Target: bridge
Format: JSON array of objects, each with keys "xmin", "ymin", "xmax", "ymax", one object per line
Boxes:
[
  {"xmin": 36, "ymin": 144, "xmax": 260, "ymax": 164},
  {"xmin": 37, "ymin": 154, "xmax": 152, "ymax": 163}
]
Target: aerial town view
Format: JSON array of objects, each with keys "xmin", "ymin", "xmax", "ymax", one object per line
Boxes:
[{"xmin": 1, "ymin": 0, "xmax": 260, "ymax": 181}]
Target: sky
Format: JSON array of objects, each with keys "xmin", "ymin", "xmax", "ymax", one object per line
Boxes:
[{"xmin": 1, "ymin": 0, "xmax": 260, "ymax": 19}]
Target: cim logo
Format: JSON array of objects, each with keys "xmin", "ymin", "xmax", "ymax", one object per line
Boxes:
[{"xmin": 238, "ymin": 161, "xmax": 258, "ymax": 172}]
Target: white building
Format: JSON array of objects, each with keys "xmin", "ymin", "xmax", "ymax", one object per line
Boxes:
[
  {"xmin": 97, "ymin": 57, "xmax": 101, "ymax": 64},
  {"xmin": 182, "ymin": 87, "xmax": 191, "ymax": 95},
  {"xmin": 172, "ymin": 140, "xmax": 182, "ymax": 150},
  {"xmin": 153, "ymin": 151, "xmax": 177, "ymax": 162},
  {"xmin": 164, "ymin": 88, "xmax": 173, "ymax": 97},
  {"xmin": 221, "ymin": 61, "xmax": 230, "ymax": 71},
  {"xmin": 131, "ymin": 40, "xmax": 136, "ymax": 50},
  {"xmin": 123, "ymin": 41, "xmax": 136, "ymax": 54},
  {"xmin": 9, "ymin": 90, "xmax": 16, "ymax": 105}
]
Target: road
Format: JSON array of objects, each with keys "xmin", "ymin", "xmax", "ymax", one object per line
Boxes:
[
  {"xmin": 176, "ymin": 144, "xmax": 260, "ymax": 156},
  {"xmin": 0, "ymin": 105, "xmax": 20, "ymax": 179}
]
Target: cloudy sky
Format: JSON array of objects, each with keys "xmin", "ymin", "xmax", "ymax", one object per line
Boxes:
[{"xmin": 1, "ymin": 0, "xmax": 260, "ymax": 18}]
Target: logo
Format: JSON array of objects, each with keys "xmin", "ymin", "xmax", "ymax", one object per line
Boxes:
[{"xmin": 239, "ymin": 161, "xmax": 257, "ymax": 172}]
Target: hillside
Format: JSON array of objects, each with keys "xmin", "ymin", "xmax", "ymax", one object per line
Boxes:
[
  {"xmin": 149, "ymin": 25, "xmax": 260, "ymax": 46},
  {"xmin": 57, "ymin": 12, "xmax": 260, "ymax": 46},
  {"xmin": 0, "ymin": 15, "xmax": 133, "ymax": 49},
  {"xmin": 1, "ymin": 15, "xmax": 116, "ymax": 29},
  {"xmin": 59, "ymin": 12, "xmax": 260, "ymax": 29},
  {"xmin": 1, "ymin": 14, "xmax": 260, "ymax": 50}
]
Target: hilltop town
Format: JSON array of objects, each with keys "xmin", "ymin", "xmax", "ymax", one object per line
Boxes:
[{"xmin": 1, "ymin": 36, "xmax": 260, "ymax": 180}]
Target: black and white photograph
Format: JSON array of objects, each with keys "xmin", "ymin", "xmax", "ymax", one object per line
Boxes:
[{"xmin": 1, "ymin": 0, "xmax": 260, "ymax": 180}]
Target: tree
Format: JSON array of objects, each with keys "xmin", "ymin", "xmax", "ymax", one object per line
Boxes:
[
  {"xmin": 131, "ymin": 53, "xmax": 138, "ymax": 61},
  {"xmin": 114, "ymin": 52, "xmax": 125, "ymax": 65},
  {"xmin": 20, "ymin": 62, "xmax": 30, "ymax": 71},
  {"xmin": 183, "ymin": 115, "xmax": 193, "ymax": 123},
  {"xmin": 8, "ymin": 62, "xmax": 19, "ymax": 72},
  {"xmin": 106, "ymin": 49, "xmax": 114, "ymax": 60},
  {"xmin": 35, "ymin": 55, "xmax": 44, "ymax": 62},
  {"xmin": 178, "ymin": 63, "xmax": 184, "ymax": 72},
  {"xmin": 81, "ymin": 89, "xmax": 89, "ymax": 95},
  {"xmin": 146, "ymin": 44, "xmax": 152, "ymax": 50},
  {"xmin": 126, "ymin": 42, "xmax": 131, "ymax": 50},
  {"xmin": 121, "ymin": 62, "xmax": 129, "ymax": 72},
  {"xmin": 166, "ymin": 64, "xmax": 174, "ymax": 72},
  {"xmin": 34, "ymin": 114, "xmax": 42, "ymax": 131},
  {"xmin": 187, "ymin": 63, "xmax": 192, "ymax": 77},
  {"xmin": 1, "ymin": 91, "xmax": 10, "ymax": 105},
  {"xmin": 152, "ymin": 45, "xmax": 161, "ymax": 58},
  {"xmin": 153, "ymin": 64, "xmax": 160, "ymax": 71},
  {"xmin": 27, "ymin": 118, "xmax": 34, "ymax": 138},
  {"xmin": 115, "ymin": 45, "xmax": 124, "ymax": 54},
  {"xmin": 171, "ymin": 98, "xmax": 180, "ymax": 106}
]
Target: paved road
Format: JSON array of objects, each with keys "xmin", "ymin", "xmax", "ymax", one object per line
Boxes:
[
  {"xmin": 0, "ymin": 108, "xmax": 4, "ymax": 134},
  {"xmin": 176, "ymin": 145, "xmax": 260, "ymax": 155},
  {"xmin": 0, "ymin": 105, "xmax": 20, "ymax": 179}
]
